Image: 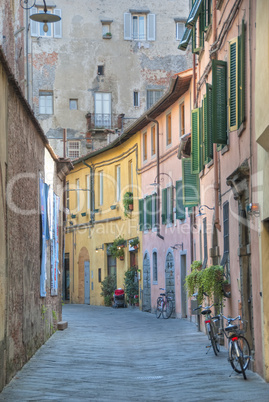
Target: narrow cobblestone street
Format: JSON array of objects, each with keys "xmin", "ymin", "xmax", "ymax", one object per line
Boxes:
[{"xmin": 1, "ymin": 305, "xmax": 269, "ymax": 402}]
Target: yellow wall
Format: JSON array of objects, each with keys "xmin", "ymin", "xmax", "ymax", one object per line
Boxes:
[
  {"xmin": 255, "ymin": 0, "xmax": 269, "ymax": 381},
  {"xmin": 65, "ymin": 134, "xmax": 142, "ymax": 305}
]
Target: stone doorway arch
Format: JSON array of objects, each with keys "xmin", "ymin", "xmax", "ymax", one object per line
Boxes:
[
  {"xmin": 142, "ymin": 252, "xmax": 151, "ymax": 312},
  {"xmin": 78, "ymin": 246, "xmax": 90, "ymax": 304}
]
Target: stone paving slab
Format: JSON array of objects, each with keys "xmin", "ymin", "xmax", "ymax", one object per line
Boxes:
[{"xmin": 0, "ymin": 305, "xmax": 269, "ymax": 402}]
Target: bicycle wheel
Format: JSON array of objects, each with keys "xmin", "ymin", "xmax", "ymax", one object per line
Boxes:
[
  {"xmin": 209, "ymin": 322, "xmax": 219, "ymax": 356},
  {"xmin": 230, "ymin": 336, "xmax": 250, "ymax": 374},
  {"xmin": 162, "ymin": 299, "xmax": 173, "ymax": 319},
  {"xmin": 156, "ymin": 297, "xmax": 162, "ymax": 319}
]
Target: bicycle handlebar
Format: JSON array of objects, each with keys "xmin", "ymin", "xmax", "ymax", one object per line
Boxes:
[
  {"xmin": 220, "ymin": 313, "xmax": 241, "ymax": 322},
  {"xmin": 193, "ymin": 303, "xmax": 217, "ymax": 312}
]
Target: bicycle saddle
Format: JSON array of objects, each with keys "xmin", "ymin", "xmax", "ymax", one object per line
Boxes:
[
  {"xmin": 225, "ymin": 324, "xmax": 238, "ymax": 332},
  {"xmin": 160, "ymin": 293, "xmax": 166, "ymax": 296},
  {"xmin": 201, "ymin": 309, "xmax": 211, "ymax": 315}
]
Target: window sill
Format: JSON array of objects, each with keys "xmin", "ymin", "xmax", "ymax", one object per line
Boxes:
[
  {"xmin": 103, "ymin": 34, "xmax": 112, "ymax": 39},
  {"xmin": 237, "ymin": 122, "xmax": 246, "ymax": 137},
  {"xmin": 204, "ymin": 24, "xmax": 212, "ymax": 42},
  {"xmin": 207, "ymin": 159, "xmax": 214, "ymax": 168},
  {"xmin": 221, "ymin": 144, "xmax": 229, "ymax": 155}
]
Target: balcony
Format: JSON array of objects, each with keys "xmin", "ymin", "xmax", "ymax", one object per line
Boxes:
[{"xmin": 86, "ymin": 113, "xmax": 126, "ymax": 131}]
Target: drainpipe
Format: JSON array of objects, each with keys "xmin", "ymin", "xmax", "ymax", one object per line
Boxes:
[
  {"xmin": 83, "ymin": 160, "xmax": 94, "ymax": 222},
  {"xmin": 146, "ymin": 116, "xmax": 164, "ymax": 240},
  {"xmin": 212, "ymin": 0, "xmax": 221, "ymax": 231}
]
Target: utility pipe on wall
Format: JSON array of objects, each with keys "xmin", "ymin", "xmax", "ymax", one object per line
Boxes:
[
  {"xmin": 146, "ymin": 116, "xmax": 164, "ymax": 240},
  {"xmin": 212, "ymin": 0, "xmax": 221, "ymax": 231}
]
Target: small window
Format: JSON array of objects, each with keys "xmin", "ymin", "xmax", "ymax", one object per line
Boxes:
[
  {"xmin": 166, "ymin": 113, "xmax": 172, "ymax": 146},
  {"xmin": 116, "ymin": 165, "xmax": 121, "ymax": 202},
  {"xmin": 76, "ymin": 179, "xmax": 80, "ymax": 212},
  {"xmin": 151, "ymin": 125, "xmax": 156, "ymax": 156},
  {"xmin": 179, "ymin": 102, "xmax": 185, "ymax": 136},
  {"xmin": 98, "ymin": 65, "xmax": 104, "ymax": 75},
  {"xmin": 102, "ymin": 24, "xmax": 110, "ymax": 35},
  {"xmin": 86, "ymin": 175, "xmax": 90, "ymax": 210},
  {"xmin": 39, "ymin": 91, "xmax": 53, "ymax": 114},
  {"xmin": 133, "ymin": 91, "xmax": 140, "ymax": 107},
  {"xmin": 68, "ymin": 141, "xmax": 80, "ymax": 159},
  {"xmin": 98, "ymin": 268, "xmax": 102, "ymax": 283},
  {"xmin": 143, "ymin": 132, "xmax": 147, "ymax": 161},
  {"xmin": 147, "ymin": 90, "xmax": 162, "ymax": 109},
  {"xmin": 99, "ymin": 171, "xmax": 103, "ymax": 206},
  {"xmin": 153, "ymin": 251, "xmax": 158, "ymax": 282},
  {"xmin": 176, "ymin": 22, "xmax": 185, "ymax": 41},
  {"xmin": 69, "ymin": 99, "xmax": 78, "ymax": 110}
]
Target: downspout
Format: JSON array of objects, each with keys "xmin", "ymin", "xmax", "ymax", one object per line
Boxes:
[
  {"xmin": 146, "ymin": 116, "xmax": 164, "ymax": 240},
  {"xmin": 212, "ymin": 0, "xmax": 221, "ymax": 231}
]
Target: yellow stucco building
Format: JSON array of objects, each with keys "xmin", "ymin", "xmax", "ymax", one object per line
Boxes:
[{"xmin": 64, "ymin": 129, "xmax": 142, "ymax": 306}]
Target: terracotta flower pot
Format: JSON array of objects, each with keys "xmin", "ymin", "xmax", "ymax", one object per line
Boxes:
[{"xmin": 128, "ymin": 204, "xmax": 133, "ymax": 211}]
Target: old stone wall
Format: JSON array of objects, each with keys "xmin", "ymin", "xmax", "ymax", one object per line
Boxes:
[{"xmin": 0, "ymin": 47, "xmax": 67, "ymax": 391}]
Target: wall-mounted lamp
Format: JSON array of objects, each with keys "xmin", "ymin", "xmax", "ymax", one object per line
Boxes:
[
  {"xmin": 246, "ymin": 203, "xmax": 259, "ymax": 217},
  {"xmin": 95, "ymin": 244, "xmax": 104, "ymax": 253},
  {"xmin": 150, "ymin": 172, "xmax": 173, "ymax": 187},
  {"xmin": 196, "ymin": 205, "xmax": 215, "ymax": 217},
  {"xmin": 171, "ymin": 243, "xmax": 183, "ymax": 250},
  {"xmin": 28, "ymin": 0, "xmax": 61, "ymax": 33}
]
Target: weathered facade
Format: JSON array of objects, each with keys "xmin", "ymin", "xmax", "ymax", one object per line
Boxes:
[
  {"xmin": 255, "ymin": 0, "xmax": 269, "ymax": 382},
  {"xmin": 27, "ymin": 0, "xmax": 192, "ymax": 158},
  {"xmin": 64, "ymin": 129, "xmax": 142, "ymax": 306},
  {"xmin": 178, "ymin": 0, "xmax": 262, "ymax": 379},
  {"xmin": 0, "ymin": 46, "xmax": 72, "ymax": 392}
]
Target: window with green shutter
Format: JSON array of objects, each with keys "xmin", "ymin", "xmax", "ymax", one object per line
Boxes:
[
  {"xmin": 182, "ymin": 158, "xmax": 200, "ymax": 207},
  {"xmin": 145, "ymin": 195, "xmax": 152, "ymax": 230},
  {"xmin": 139, "ymin": 199, "xmax": 144, "ymax": 231},
  {"xmin": 161, "ymin": 188, "xmax": 167, "ymax": 225},
  {"xmin": 229, "ymin": 38, "xmax": 238, "ymax": 131},
  {"xmin": 152, "ymin": 193, "xmax": 158, "ymax": 229},
  {"xmin": 176, "ymin": 180, "xmax": 185, "ymax": 220},
  {"xmin": 167, "ymin": 186, "xmax": 174, "ymax": 224},
  {"xmin": 206, "ymin": 83, "xmax": 213, "ymax": 159},
  {"xmin": 238, "ymin": 20, "xmax": 245, "ymax": 126},
  {"xmin": 212, "ymin": 59, "xmax": 227, "ymax": 145},
  {"xmin": 229, "ymin": 21, "xmax": 245, "ymax": 131},
  {"xmin": 192, "ymin": 0, "xmax": 204, "ymax": 54},
  {"xmin": 199, "ymin": 106, "xmax": 204, "ymax": 172},
  {"xmin": 191, "ymin": 108, "xmax": 200, "ymax": 174}
]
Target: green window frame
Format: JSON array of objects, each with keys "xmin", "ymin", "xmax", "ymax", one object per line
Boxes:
[
  {"xmin": 206, "ymin": 83, "xmax": 213, "ymax": 159},
  {"xmin": 186, "ymin": 0, "xmax": 203, "ymax": 29},
  {"xmin": 192, "ymin": 0, "xmax": 205, "ymax": 54},
  {"xmin": 182, "ymin": 158, "xmax": 200, "ymax": 207},
  {"xmin": 139, "ymin": 198, "xmax": 144, "ymax": 231},
  {"xmin": 191, "ymin": 108, "xmax": 200, "ymax": 174},
  {"xmin": 212, "ymin": 59, "xmax": 227, "ymax": 145},
  {"xmin": 178, "ymin": 27, "xmax": 192, "ymax": 50},
  {"xmin": 229, "ymin": 20, "xmax": 245, "ymax": 131},
  {"xmin": 199, "ymin": 106, "xmax": 203, "ymax": 172},
  {"xmin": 145, "ymin": 195, "xmax": 152, "ymax": 230},
  {"xmin": 176, "ymin": 180, "xmax": 185, "ymax": 220},
  {"xmin": 161, "ymin": 188, "xmax": 167, "ymax": 225}
]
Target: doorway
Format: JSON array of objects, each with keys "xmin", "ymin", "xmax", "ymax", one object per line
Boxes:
[
  {"xmin": 142, "ymin": 252, "xmax": 151, "ymax": 312},
  {"xmin": 180, "ymin": 253, "xmax": 187, "ymax": 318},
  {"xmin": 84, "ymin": 261, "xmax": 90, "ymax": 304}
]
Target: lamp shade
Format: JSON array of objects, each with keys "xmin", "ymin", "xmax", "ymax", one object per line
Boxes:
[{"xmin": 30, "ymin": 12, "xmax": 61, "ymax": 24}]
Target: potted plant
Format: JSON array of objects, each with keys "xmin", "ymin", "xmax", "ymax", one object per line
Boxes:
[
  {"xmin": 109, "ymin": 236, "xmax": 126, "ymax": 259},
  {"xmin": 100, "ymin": 274, "xmax": 116, "ymax": 306},
  {"xmin": 201, "ymin": 265, "xmax": 224, "ymax": 304},
  {"xmin": 123, "ymin": 191, "xmax": 133, "ymax": 216},
  {"xmin": 124, "ymin": 266, "xmax": 139, "ymax": 306},
  {"xmin": 103, "ymin": 32, "xmax": 112, "ymax": 39},
  {"xmin": 130, "ymin": 237, "xmax": 139, "ymax": 249},
  {"xmin": 184, "ymin": 261, "xmax": 204, "ymax": 305}
]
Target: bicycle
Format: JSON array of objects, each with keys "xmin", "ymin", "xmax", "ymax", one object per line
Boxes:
[
  {"xmin": 194, "ymin": 304, "xmax": 220, "ymax": 356},
  {"xmin": 220, "ymin": 313, "xmax": 250, "ymax": 380},
  {"xmin": 156, "ymin": 288, "xmax": 173, "ymax": 319}
]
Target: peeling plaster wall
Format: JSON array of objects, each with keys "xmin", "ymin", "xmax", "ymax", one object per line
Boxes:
[{"xmin": 30, "ymin": 0, "xmax": 192, "ymax": 158}]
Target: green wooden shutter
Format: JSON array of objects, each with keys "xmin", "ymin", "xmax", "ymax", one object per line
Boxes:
[
  {"xmin": 238, "ymin": 20, "xmax": 245, "ymax": 126},
  {"xmin": 191, "ymin": 108, "xmax": 200, "ymax": 174},
  {"xmin": 229, "ymin": 39, "xmax": 237, "ymax": 131},
  {"xmin": 161, "ymin": 188, "xmax": 167, "ymax": 225},
  {"xmin": 139, "ymin": 199, "xmax": 144, "ymax": 231},
  {"xmin": 206, "ymin": 83, "xmax": 213, "ymax": 159},
  {"xmin": 146, "ymin": 195, "xmax": 152, "ymax": 229},
  {"xmin": 212, "ymin": 59, "xmax": 227, "ymax": 144},
  {"xmin": 176, "ymin": 180, "xmax": 185, "ymax": 220},
  {"xmin": 182, "ymin": 158, "xmax": 200, "ymax": 207},
  {"xmin": 152, "ymin": 193, "xmax": 157, "ymax": 228},
  {"xmin": 199, "ymin": 106, "xmax": 203, "ymax": 172},
  {"xmin": 168, "ymin": 186, "xmax": 174, "ymax": 223}
]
